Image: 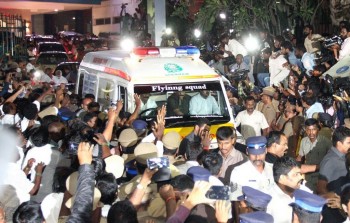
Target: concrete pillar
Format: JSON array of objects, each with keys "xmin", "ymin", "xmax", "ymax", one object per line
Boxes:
[{"xmin": 147, "ymin": 0, "xmax": 166, "ymax": 46}]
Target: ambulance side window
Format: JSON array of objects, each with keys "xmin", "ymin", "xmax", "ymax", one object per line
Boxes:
[
  {"xmin": 119, "ymin": 86, "xmax": 127, "ymax": 112},
  {"xmin": 97, "ymin": 78, "xmax": 115, "ymax": 111}
]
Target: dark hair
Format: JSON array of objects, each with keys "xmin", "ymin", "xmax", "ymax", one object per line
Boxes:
[
  {"xmin": 307, "ymin": 81, "xmax": 321, "ymax": 96},
  {"xmin": 216, "ymin": 126, "xmax": 236, "ymax": 140},
  {"xmin": 202, "ymin": 152, "xmax": 223, "ymax": 175},
  {"xmin": 273, "ymin": 156, "xmax": 300, "ymax": 183},
  {"xmin": 13, "ymin": 201, "xmax": 45, "ymax": 223},
  {"xmin": 195, "ymin": 117, "xmax": 211, "ymax": 128},
  {"xmin": 304, "ymin": 25, "xmax": 314, "ymax": 32},
  {"xmin": 170, "ymin": 174, "xmax": 194, "ymax": 191},
  {"xmin": 292, "ymin": 204, "xmax": 322, "ymax": 223},
  {"xmin": 313, "ymin": 64, "xmax": 327, "ymax": 74},
  {"xmin": 88, "ymin": 102, "xmax": 100, "ymax": 111},
  {"xmin": 341, "ymin": 185, "xmax": 350, "ymax": 205},
  {"xmin": 267, "ymin": 131, "xmax": 284, "ymax": 147},
  {"xmin": 220, "ymin": 33, "xmax": 229, "ymax": 41},
  {"xmin": 295, "ymin": 44, "xmax": 307, "ymax": 54},
  {"xmin": 332, "ymin": 126, "xmax": 350, "ymax": 147},
  {"xmin": 186, "ymin": 143, "xmax": 202, "ymax": 161},
  {"xmin": 261, "ymin": 47, "xmax": 272, "ymax": 55},
  {"xmin": 92, "ymin": 157, "xmax": 106, "ymax": 178},
  {"xmin": 84, "ymin": 93, "xmax": 95, "ymax": 100},
  {"xmin": 2, "ymin": 102, "xmax": 15, "ymax": 115},
  {"xmin": 96, "ymin": 173, "xmax": 118, "ymax": 205},
  {"xmin": 163, "ymin": 147, "xmax": 177, "ymax": 156},
  {"xmin": 40, "ymin": 115, "xmax": 60, "ymax": 129},
  {"xmin": 301, "ymin": 92, "xmax": 316, "ymax": 106},
  {"xmin": 30, "ymin": 127, "xmax": 50, "ymax": 147},
  {"xmin": 83, "ymin": 112, "xmax": 98, "ymax": 123},
  {"xmin": 274, "ymin": 35, "xmax": 285, "ymax": 43},
  {"xmin": 185, "ymin": 215, "xmax": 209, "ymax": 223},
  {"xmin": 22, "ymin": 103, "xmax": 38, "ymax": 120},
  {"xmin": 305, "ymin": 118, "xmax": 319, "ymax": 129},
  {"xmin": 244, "ymin": 96, "xmax": 255, "ymax": 103},
  {"xmin": 281, "ymin": 41, "xmax": 293, "ymax": 51},
  {"xmin": 52, "ymin": 167, "xmax": 75, "ymax": 193},
  {"xmin": 107, "ymin": 200, "xmax": 138, "ymax": 223}
]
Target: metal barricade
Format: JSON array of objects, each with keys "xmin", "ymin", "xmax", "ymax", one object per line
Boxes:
[{"xmin": 0, "ymin": 13, "xmax": 27, "ymax": 60}]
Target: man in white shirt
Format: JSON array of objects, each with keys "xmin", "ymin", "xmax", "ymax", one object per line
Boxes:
[
  {"xmin": 52, "ymin": 70, "xmax": 68, "ymax": 86},
  {"xmin": 230, "ymin": 136, "xmax": 274, "ymax": 198},
  {"xmin": 40, "ymin": 67, "xmax": 54, "ymax": 84},
  {"xmin": 301, "ymin": 92, "xmax": 324, "ymax": 119},
  {"xmin": 140, "ymin": 93, "xmax": 158, "ymax": 115},
  {"xmin": 267, "ymin": 156, "xmax": 308, "ymax": 223},
  {"xmin": 235, "ymin": 96, "xmax": 269, "ymax": 139},
  {"xmin": 189, "ymin": 90, "xmax": 220, "ymax": 115},
  {"xmin": 333, "ymin": 25, "xmax": 350, "ymax": 61},
  {"xmin": 295, "ymin": 45, "xmax": 315, "ymax": 76},
  {"xmin": 26, "ymin": 57, "xmax": 36, "ymax": 73},
  {"xmin": 269, "ymin": 53, "xmax": 290, "ymax": 86}
]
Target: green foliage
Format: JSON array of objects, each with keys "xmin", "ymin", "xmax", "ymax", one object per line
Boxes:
[
  {"xmin": 194, "ymin": 0, "xmax": 227, "ymax": 32},
  {"xmin": 171, "ymin": 1, "xmax": 189, "ymax": 19}
]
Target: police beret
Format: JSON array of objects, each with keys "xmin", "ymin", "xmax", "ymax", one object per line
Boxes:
[
  {"xmin": 290, "ymin": 189, "xmax": 327, "ymax": 213},
  {"xmin": 118, "ymin": 128, "xmax": 138, "ymax": 147},
  {"xmin": 239, "ymin": 211, "xmax": 274, "ymax": 223},
  {"xmin": 162, "ymin": 131, "xmax": 182, "ymax": 150},
  {"xmin": 246, "ymin": 136, "xmax": 267, "ymax": 155},
  {"xmin": 187, "ymin": 166, "xmax": 211, "ymax": 182},
  {"xmin": 238, "ymin": 186, "xmax": 272, "ymax": 210}
]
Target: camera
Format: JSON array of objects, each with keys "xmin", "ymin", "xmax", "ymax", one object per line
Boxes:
[
  {"xmin": 82, "ymin": 129, "xmax": 96, "ymax": 144},
  {"xmin": 229, "ymin": 69, "xmax": 249, "ymax": 81},
  {"xmin": 323, "ymin": 36, "xmax": 343, "ymax": 48}
]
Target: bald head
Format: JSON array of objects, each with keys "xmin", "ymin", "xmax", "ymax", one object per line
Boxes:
[
  {"xmin": 82, "ymin": 98, "xmax": 93, "ymax": 111},
  {"xmin": 55, "ymin": 70, "xmax": 63, "ymax": 77}
]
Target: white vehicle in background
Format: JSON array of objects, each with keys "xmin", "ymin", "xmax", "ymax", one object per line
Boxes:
[{"xmin": 77, "ymin": 46, "xmax": 235, "ymax": 148}]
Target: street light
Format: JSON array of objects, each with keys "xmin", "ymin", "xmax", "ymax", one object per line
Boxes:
[
  {"xmin": 194, "ymin": 29, "xmax": 201, "ymax": 38},
  {"xmin": 120, "ymin": 38, "xmax": 134, "ymax": 51},
  {"xmin": 219, "ymin": 12, "xmax": 226, "ymax": 20},
  {"xmin": 165, "ymin": 28, "xmax": 172, "ymax": 35},
  {"xmin": 244, "ymin": 34, "xmax": 259, "ymax": 52}
]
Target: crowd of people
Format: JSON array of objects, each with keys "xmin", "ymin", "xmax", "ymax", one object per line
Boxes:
[{"xmin": 1, "ymin": 21, "xmax": 350, "ymax": 223}]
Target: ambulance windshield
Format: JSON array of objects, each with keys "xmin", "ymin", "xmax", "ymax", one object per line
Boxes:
[{"xmin": 134, "ymin": 82, "xmax": 231, "ymax": 127}]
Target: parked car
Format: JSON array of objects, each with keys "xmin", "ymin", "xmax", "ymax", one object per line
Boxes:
[
  {"xmin": 35, "ymin": 42, "xmax": 65, "ymax": 56},
  {"xmin": 36, "ymin": 51, "xmax": 69, "ymax": 70}
]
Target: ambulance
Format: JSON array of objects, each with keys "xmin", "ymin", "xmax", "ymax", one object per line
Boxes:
[{"xmin": 76, "ymin": 46, "xmax": 234, "ymax": 147}]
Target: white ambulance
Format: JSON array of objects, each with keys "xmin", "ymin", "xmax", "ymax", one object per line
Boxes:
[{"xmin": 76, "ymin": 46, "xmax": 234, "ymax": 142}]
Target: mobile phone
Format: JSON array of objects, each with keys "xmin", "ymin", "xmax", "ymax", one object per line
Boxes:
[
  {"xmin": 205, "ymin": 185, "xmax": 230, "ymax": 200},
  {"xmin": 68, "ymin": 142, "xmax": 79, "ymax": 155},
  {"xmin": 146, "ymin": 157, "xmax": 169, "ymax": 170}
]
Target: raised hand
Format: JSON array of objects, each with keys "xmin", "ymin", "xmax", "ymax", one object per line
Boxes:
[{"xmin": 77, "ymin": 142, "xmax": 94, "ymax": 165}]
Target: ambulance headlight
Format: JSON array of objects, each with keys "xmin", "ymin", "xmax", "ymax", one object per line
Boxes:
[
  {"xmin": 244, "ymin": 34, "xmax": 259, "ymax": 52},
  {"xmin": 121, "ymin": 39, "xmax": 135, "ymax": 51}
]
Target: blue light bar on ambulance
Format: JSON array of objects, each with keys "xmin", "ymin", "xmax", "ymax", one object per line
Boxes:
[{"xmin": 175, "ymin": 46, "xmax": 200, "ymax": 56}]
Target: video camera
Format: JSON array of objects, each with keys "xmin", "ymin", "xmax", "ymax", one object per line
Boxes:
[
  {"xmin": 323, "ymin": 36, "xmax": 343, "ymax": 48},
  {"xmin": 228, "ymin": 69, "xmax": 249, "ymax": 81}
]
